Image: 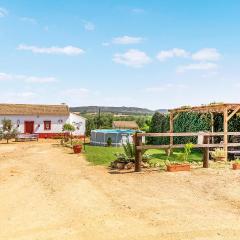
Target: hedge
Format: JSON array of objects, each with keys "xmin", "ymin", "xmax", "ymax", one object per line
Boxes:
[{"xmin": 148, "ymin": 111, "xmax": 240, "ymax": 145}]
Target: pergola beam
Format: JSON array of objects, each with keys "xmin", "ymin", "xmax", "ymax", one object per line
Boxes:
[
  {"xmin": 169, "ymin": 103, "xmax": 240, "ymax": 114},
  {"xmin": 223, "ymin": 108, "xmax": 228, "ymax": 159},
  {"xmin": 168, "ymin": 103, "xmax": 240, "ymax": 161},
  {"xmin": 169, "ymin": 112, "xmax": 174, "ymax": 147},
  {"xmin": 227, "ymin": 106, "xmax": 240, "ymax": 122},
  {"xmin": 173, "ymin": 113, "xmax": 180, "ymax": 121}
]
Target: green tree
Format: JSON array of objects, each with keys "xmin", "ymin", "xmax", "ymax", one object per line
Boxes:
[
  {"xmin": 149, "ymin": 112, "xmax": 169, "ymax": 144},
  {"xmin": 0, "ymin": 119, "xmax": 18, "ymax": 143},
  {"xmin": 173, "ymin": 112, "xmax": 211, "ymax": 144},
  {"xmin": 63, "ymin": 123, "xmax": 75, "ymax": 145}
]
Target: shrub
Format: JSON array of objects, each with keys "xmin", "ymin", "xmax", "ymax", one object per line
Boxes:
[
  {"xmin": 148, "ymin": 112, "xmax": 169, "ymax": 145},
  {"xmin": 0, "ymin": 119, "xmax": 18, "ymax": 143},
  {"xmin": 63, "ymin": 123, "xmax": 75, "ymax": 145},
  {"xmin": 72, "ymin": 139, "xmax": 83, "ymax": 147},
  {"xmin": 211, "ymin": 148, "xmax": 226, "ymax": 159},
  {"xmin": 106, "ymin": 137, "xmax": 112, "ymax": 147}
]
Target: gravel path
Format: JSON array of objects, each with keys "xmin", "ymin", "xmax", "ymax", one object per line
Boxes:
[{"xmin": 1, "ymin": 140, "xmax": 240, "ymax": 240}]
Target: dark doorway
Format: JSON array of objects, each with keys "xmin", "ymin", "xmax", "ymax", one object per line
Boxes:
[{"xmin": 24, "ymin": 121, "xmax": 34, "ymax": 134}]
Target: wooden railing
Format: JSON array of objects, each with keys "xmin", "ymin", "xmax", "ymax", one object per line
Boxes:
[{"xmin": 134, "ymin": 132, "xmax": 240, "ymax": 172}]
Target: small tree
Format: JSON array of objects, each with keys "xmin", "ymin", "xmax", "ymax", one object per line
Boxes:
[
  {"xmin": 1, "ymin": 119, "xmax": 18, "ymax": 143},
  {"xmin": 106, "ymin": 137, "xmax": 112, "ymax": 147},
  {"xmin": 0, "ymin": 127, "xmax": 3, "ymax": 141},
  {"xmin": 62, "ymin": 123, "xmax": 75, "ymax": 145},
  {"xmin": 149, "ymin": 112, "xmax": 169, "ymax": 145}
]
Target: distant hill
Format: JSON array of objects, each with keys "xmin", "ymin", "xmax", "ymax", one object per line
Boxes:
[
  {"xmin": 155, "ymin": 109, "xmax": 169, "ymax": 113},
  {"xmin": 70, "ymin": 106, "xmax": 168, "ymax": 115}
]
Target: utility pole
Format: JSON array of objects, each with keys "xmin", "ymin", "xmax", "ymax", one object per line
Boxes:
[{"xmin": 97, "ymin": 108, "xmax": 101, "ymax": 129}]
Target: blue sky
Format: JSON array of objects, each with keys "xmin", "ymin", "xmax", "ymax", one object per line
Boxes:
[{"xmin": 0, "ymin": 0, "xmax": 239, "ymax": 109}]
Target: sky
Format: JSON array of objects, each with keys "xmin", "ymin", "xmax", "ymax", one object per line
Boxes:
[{"xmin": 0, "ymin": 0, "xmax": 240, "ymax": 110}]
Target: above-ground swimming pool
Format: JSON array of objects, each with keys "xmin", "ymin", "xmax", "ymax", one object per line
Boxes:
[{"xmin": 90, "ymin": 129, "xmax": 136, "ymax": 146}]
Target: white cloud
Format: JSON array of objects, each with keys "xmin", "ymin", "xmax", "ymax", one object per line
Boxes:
[
  {"xmin": 83, "ymin": 21, "xmax": 95, "ymax": 31},
  {"xmin": 177, "ymin": 62, "xmax": 218, "ymax": 73},
  {"xmin": 0, "ymin": 7, "xmax": 8, "ymax": 18},
  {"xmin": 145, "ymin": 87, "xmax": 166, "ymax": 93},
  {"xmin": 16, "ymin": 91, "xmax": 36, "ymax": 97},
  {"xmin": 132, "ymin": 8, "xmax": 145, "ymax": 14},
  {"xmin": 157, "ymin": 48, "xmax": 221, "ymax": 63},
  {"xmin": 0, "ymin": 91, "xmax": 37, "ymax": 103},
  {"xmin": 20, "ymin": 17, "xmax": 37, "ymax": 24},
  {"xmin": 17, "ymin": 44, "xmax": 84, "ymax": 56},
  {"xmin": 192, "ymin": 48, "xmax": 221, "ymax": 61},
  {"xmin": 62, "ymin": 88, "xmax": 90, "ymax": 97},
  {"xmin": 113, "ymin": 36, "xmax": 143, "ymax": 45},
  {"xmin": 0, "ymin": 72, "xmax": 12, "ymax": 81},
  {"xmin": 157, "ymin": 48, "xmax": 190, "ymax": 61},
  {"xmin": 145, "ymin": 84, "xmax": 187, "ymax": 93},
  {"xmin": 43, "ymin": 26, "xmax": 49, "ymax": 31},
  {"xmin": 61, "ymin": 88, "xmax": 90, "ymax": 102},
  {"xmin": 102, "ymin": 42, "xmax": 110, "ymax": 47},
  {"xmin": 0, "ymin": 72, "xmax": 57, "ymax": 83},
  {"xmin": 201, "ymin": 71, "xmax": 218, "ymax": 78},
  {"xmin": 24, "ymin": 76, "xmax": 56, "ymax": 83},
  {"xmin": 113, "ymin": 49, "xmax": 151, "ymax": 68}
]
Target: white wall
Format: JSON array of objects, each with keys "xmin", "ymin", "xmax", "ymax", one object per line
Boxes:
[
  {"xmin": 0, "ymin": 115, "xmax": 68, "ymax": 134},
  {"xmin": 67, "ymin": 113, "xmax": 86, "ymax": 136},
  {"xmin": 0, "ymin": 113, "xmax": 86, "ymax": 136}
]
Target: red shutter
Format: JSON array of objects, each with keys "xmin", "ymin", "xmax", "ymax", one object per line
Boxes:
[{"xmin": 44, "ymin": 121, "xmax": 51, "ymax": 130}]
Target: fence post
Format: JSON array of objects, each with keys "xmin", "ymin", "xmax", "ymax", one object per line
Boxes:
[
  {"xmin": 135, "ymin": 132, "xmax": 142, "ymax": 172},
  {"xmin": 203, "ymin": 135, "xmax": 209, "ymax": 168}
]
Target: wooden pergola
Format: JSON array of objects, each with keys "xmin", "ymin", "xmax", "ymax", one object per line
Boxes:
[{"xmin": 169, "ymin": 103, "xmax": 240, "ymax": 159}]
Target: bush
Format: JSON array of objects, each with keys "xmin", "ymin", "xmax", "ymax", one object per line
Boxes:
[
  {"xmin": 0, "ymin": 119, "xmax": 18, "ymax": 143},
  {"xmin": 148, "ymin": 112, "xmax": 212, "ymax": 145},
  {"xmin": 63, "ymin": 123, "xmax": 75, "ymax": 145},
  {"xmin": 148, "ymin": 112, "xmax": 169, "ymax": 145},
  {"xmin": 106, "ymin": 137, "xmax": 112, "ymax": 147}
]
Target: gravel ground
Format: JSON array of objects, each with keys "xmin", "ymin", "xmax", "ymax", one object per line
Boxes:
[{"xmin": 0, "ymin": 140, "xmax": 240, "ymax": 240}]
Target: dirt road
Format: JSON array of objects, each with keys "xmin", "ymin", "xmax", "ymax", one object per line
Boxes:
[{"xmin": 1, "ymin": 140, "xmax": 240, "ymax": 240}]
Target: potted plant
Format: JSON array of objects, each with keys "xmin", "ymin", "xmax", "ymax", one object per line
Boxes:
[
  {"xmin": 106, "ymin": 137, "xmax": 112, "ymax": 147},
  {"xmin": 62, "ymin": 123, "xmax": 75, "ymax": 145},
  {"xmin": 211, "ymin": 148, "xmax": 226, "ymax": 162},
  {"xmin": 232, "ymin": 159, "xmax": 240, "ymax": 170},
  {"xmin": 110, "ymin": 140, "xmax": 151, "ymax": 170},
  {"xmin": 0, "ymin": 119, "xmax": 18, "ymax": 143},
  {"xmin": 166, "ymin": 161, "xmax": 191, "ymax": 172},
  {"xmin": 166, "ymin": 143, "xmax": 193, "ymax": 172},
  {"xmin": 72, "ymin": 140, "xmax": 83, "ymax": 154}
]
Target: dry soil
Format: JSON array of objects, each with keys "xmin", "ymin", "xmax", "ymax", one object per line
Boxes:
[{"xmin": 1, "ymin": 140, "xmax": 240, "ymax": 240}]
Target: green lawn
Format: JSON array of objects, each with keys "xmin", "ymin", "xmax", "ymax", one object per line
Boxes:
[
  {"xmin": 84, "ymin": 144, "xmax": 123, "ymax": 166},
  {"xmin": 146, "ymin": 148, "xmax": 202, "ymax": 162},
  {"xmin": 84, "ymin": 144, "xmax": 203, "ymax": 166}
]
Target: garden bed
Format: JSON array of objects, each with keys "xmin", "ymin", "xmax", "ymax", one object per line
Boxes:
[{"xmin": 84, "ymin": 144, "xmax": 203, "ymax": 167}]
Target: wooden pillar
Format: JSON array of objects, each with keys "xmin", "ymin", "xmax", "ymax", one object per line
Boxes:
[
  {"xmin": 135, "ymin": 133, "xmax": 142, "ymax": 172},
  {"xmin": 203, "ymin": 135, "xmax": 209, "ymax": 168},
  {"xmin": 210, "ymin": 112, "xmax": 214, "ymax": 144},
  {"xmin": 170, "ymin": 112, "xmax": 174, "ymax": 147},
  {"xmin": 223, "ymin": 108, "xmax": 228, "ymax": 160}
]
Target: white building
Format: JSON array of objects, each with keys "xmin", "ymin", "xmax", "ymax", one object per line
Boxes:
[{"xmin": 0, "ymin": 104, "xmax": 86, "ymax": 138}]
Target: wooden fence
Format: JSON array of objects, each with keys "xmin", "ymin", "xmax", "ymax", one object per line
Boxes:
[{"xmin": 134, "ymin": 132, "xmax": 240, "ymax": 172}]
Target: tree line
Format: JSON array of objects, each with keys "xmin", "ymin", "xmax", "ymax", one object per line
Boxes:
[
  {"xmin": 84, "ymin": 113, "xmax": 151, "ymax": 136},
  {"xmin": 148, "ymin": 112, "xmax": 240, "ymax": 145}
]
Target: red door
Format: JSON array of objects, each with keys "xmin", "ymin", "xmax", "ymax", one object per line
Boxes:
[{"xmin": 24, "ymin": 121, "xmax": 34, "ymax": 134}]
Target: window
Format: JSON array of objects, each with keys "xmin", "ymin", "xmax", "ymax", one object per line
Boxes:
[{"xmin": 44, "ymin": 121, "xmax": 51, "ymax": 130}]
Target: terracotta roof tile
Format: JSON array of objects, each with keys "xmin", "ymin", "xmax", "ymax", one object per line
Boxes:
[
  {"xmin": 112, "ymin": 121, "xmax": 139, "ymax": 129},
  {"xmin": 0, "ymin": 104, "xmax": 69, "ymax": 116}
]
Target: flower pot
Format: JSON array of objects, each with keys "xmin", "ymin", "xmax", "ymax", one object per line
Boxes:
[
  {"xmin": 73, "ymin": 145, "xmax": 82, "ymax": 154},
  {"xmin": 232, "ymin": 163, "xmax": 240, "ymax": 170},
  {"xmin": 167, "ymin": 164, "xmax": 190, "ymax": 172},
  {"xmin": 214, "ymin": 157, "xmax": 226, "ymax": 162}
]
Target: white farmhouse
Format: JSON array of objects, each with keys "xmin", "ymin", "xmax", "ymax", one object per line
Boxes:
[{"xmin": 0, "ymin": 104, "xmax": 86, "ymax": 138}]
